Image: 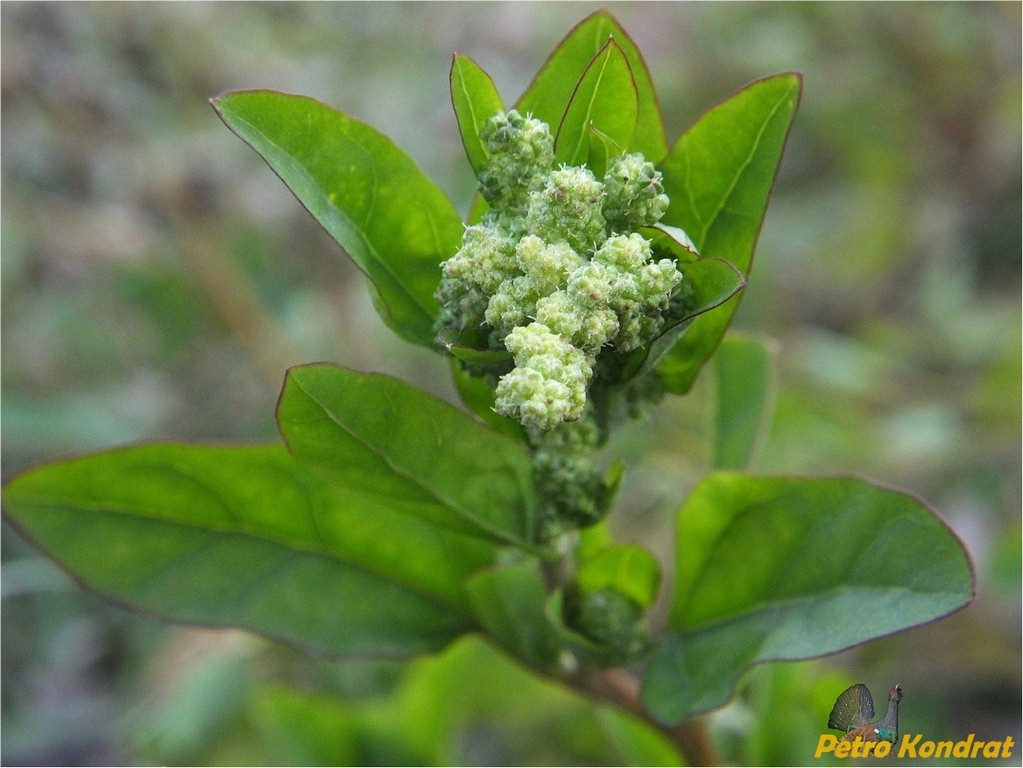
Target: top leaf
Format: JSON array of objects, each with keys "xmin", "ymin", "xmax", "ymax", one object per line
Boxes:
[
  {"xmin": 517, "ymin": 10, "xmax": 667, "ymax": 162},
  {"xmin": 656, "ymin": 73, "xmax": 802, "ymax": 393},
  {"xmin": 450, "ymin": 54, "xmax": 505, "ymax": 178},
  {"xmin": 554, "ymin": 38, "xmax": 638, "ymax": 167},
  {"xmin": 212, "ymin": 90, "xmax": 464, "ymax": 348}
]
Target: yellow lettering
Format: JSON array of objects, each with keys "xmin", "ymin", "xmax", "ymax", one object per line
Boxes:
[
  {"xmin": 983, "ymin": 740, "xmax": 1000, "ymax": 758},
  {"xmin": 834, "ymin": 739, "xmax": 851, "ymax": 758},
  {"xmin": 954, "ymin": 733, "xmax": 974, "ymax": 758},
  {"xmin": 971, "ymin": 739, "xmax": 985, "ymax": 758},
  {"xmin": 1003, "ymin": 736, "xmax": 1015, "ymax": 757},
  {"xmin": 849, "ymin": 737, "xmax": 864, "ymax": 758},
  {"xmin": 874, "ymin": 741, "xmax": 891, "ymax": 758},
  {"xmin": 919, "ymin": 740, "xmax": 935, "ymax": 758},
  {"xmin": 934, "ymin": 741, "xmax": 953, "ymax": 758},
  {"xmin": 899, "ymin": 733, "xmax": 922, "ymax": 758},
  {"xmin": 815, "ymin": 735, "xmax": 837, "ymax": 758}
]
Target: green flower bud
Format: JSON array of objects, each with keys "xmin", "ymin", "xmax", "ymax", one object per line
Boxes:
[
  {"xmin": 527, "ymin": 166, "xmax": 606, "ymax": 254},
  {"xmin": 494, "ymin": 322, "xmax": 591, "ymax": 432},
  {"xmin": 435, "ymin": 223, "xmax": 518, "ymax": 332},
  {"xmin": 602, "ymin": 152, "xmax": 669, "ymax": 230},
  {"xmin": 563, "ymin": 587, "xmax": 650, "ymax": 665},
  {"xmin": 529, "ymin": 415, "xmax": 613, "ymax": 539},
  {"xmin": 477, "ymin": 110, "xmax": 554, "ymax": 213}
]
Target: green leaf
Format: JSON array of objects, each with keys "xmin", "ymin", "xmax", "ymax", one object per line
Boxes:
[
  {"xmin": 437, "ymin": 328, "xmax": 513, "ymax": 370},
  {"xmin": 554, "ymin": 39, "xmax": 638, "ymax": 168},
  {"xmin": 713, "ymin": 334, "xmax": 778, "ymax": 470},
  {"xmin": 516, "ymin": 10, "xmax": 667, "ymax": 161},
  {"xmin": 466, "ymin": 559, "xmax": 564, "ymax": 670},
  {"xmin": 450, "ymin": 54, "xmax": 505, "ymax": 177},
  {"xmin": 657, "ymin": 73, "xmax": 802, "ymax": 393},
  {"xmin": 586, "ymin": 125, "xmax": 623, "ymax": 180},
  {"xmin": 277, "ymin": 364, "xmax": 535, "ymax": 546},
  {"xmin": 2, "ymin": 444, "xmax": 495, "ymax": 658},
  {"xmin": 640, "ymin": 473, "xmax": 974, "ymax": 724},
  {"xmin": 642, "ymin": 223, "xmax": 700, "ymax": 263},
  {"xmin": 211, "ymin": 90, "xmax": 463, "ymax": 348}
]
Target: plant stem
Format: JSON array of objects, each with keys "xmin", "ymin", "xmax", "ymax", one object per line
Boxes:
[{"xmin": 580, "ymin": 667, "xmax": 722, "ymax": 766}]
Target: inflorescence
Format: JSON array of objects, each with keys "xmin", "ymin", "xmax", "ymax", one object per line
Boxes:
[
  {"xmin": 437, "ymin": 110, "xmax": 682, "ymax": 434},
  {"xmin": 437, "ymin": 109, "xmax": 684, "ymax": 540}
]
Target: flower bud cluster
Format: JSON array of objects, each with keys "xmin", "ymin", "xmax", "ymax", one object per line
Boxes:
[
  {"xmin": 437, "ymin": 110, "xmax": 682, "ymax": 434},
  {"xmin": 477, "ymin": 110, "xmax": 554, "ymax": 215},
  {"xmin": 563, "ymin": 586, "xmax": 650, "ymax": 665},
  {"xmin": 528, "ymin": 416, "xmax": 607, "ymax": 538}
]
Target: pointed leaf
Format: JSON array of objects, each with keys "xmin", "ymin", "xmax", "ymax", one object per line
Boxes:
[
  {"xmin": 276, "ymin": 364, "xmax": 535, "ymax": 546},
  {"xmin": 642, "ymin": 223, "xmax": 700, "ymax": 263},
  {"xmin": 656, "ymin": 73, "xmax": 802, "ymax": 393},
  {"xmin": 516, "ymin": 10, "xmax": 667, "ymax": 161},
  {"xmin": 450, "ymin": 54, "xmax": 505, "ymax": 177},
  {"xmin": 713, "ymin": 333, "xmax": 778, "ymax": 470},
  {"xmin": 554, "ymin": 39, "xmax": 638, "ymax": 168},
  {"xmin": 2, "ymin": 444, "xmax": 496, "ymax": 658},
  {"xmin": 640, "ymin": 473, "xmax": 974, "ymax": 725},
  {"xmin": 586, "ymin": 125, "xmax": 623, "ymax": 179},
  {"xmin": 212, "ymin": 90, "xmax": 463, "ymax": 348},
  {"xmin": 437, "ymin": 328, "xmax": 513, "ymax": 370}
]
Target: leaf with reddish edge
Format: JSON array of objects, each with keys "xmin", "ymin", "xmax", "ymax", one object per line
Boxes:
[
  {"xmin": 517, "ymin": 9, "xmax": 667, "ymax": 162},
  {"xmin": 640, "ymin": 473, "xmax": 974, "ymax": 725},
  {"xmin": 554, "ymin": 38, "xmax": 638, "ymax": 168},
  {"xmin": 212, "ymin": 90, "xmax": 463, "ymax": 349},
  {"xmin": 450, "ymin": 54, "xmax": 505, "ymax": 177},
  {"xmin": 2, "ymin": 443, "xmax": 495, "ymax": 659},
  {"xmin": 656, "ymin": 73, "xmax": 802, "ymax": 394}
]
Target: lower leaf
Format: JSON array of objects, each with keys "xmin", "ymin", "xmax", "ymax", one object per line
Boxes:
[
  {"xmin": 640, "ymin": 473, "xmax": 974, "ymax": 725},
  {"xmin": 3, "ymin": 444, "xmax": 495, "ymax": 658}
]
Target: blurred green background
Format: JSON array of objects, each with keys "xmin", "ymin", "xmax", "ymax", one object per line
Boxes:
[{"xmin": 2, "ymin": 3, "xmax": 1019, "ymax": 765}]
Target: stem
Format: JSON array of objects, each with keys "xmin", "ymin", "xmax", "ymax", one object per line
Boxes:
[{"xmin": 578, "ymin": 667, "xmax": 722, "ymax": 766}]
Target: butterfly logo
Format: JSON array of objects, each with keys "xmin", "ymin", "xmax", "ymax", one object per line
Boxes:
[{"xmin": 828, "ymin": 683, "xmax": 903, "ymax": 743}]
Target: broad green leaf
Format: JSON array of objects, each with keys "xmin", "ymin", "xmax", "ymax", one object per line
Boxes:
[
  {"xmin": 640, "ymin": 473, "xmax": 974, "ymax": 724},
  {"xmin": 516, "ymin": 10, "xmax": 667, "ymax": 161},
  {"xmin": 657, "ymin": 73, "xmax": 802, "ymax": 393},
  {"xmin": 212, "ymin": 90, "xmax": 463, "ymax": 348},
  {"xmin": 2, "ymin": 444, "xmax": 496, "ymax": 658},
  {"xmin": 713, "ymin": 333, "xmax": 777, "ymax": 470},
  {"xmin": 450, "ymin": 54, "xmax": 505, "ymax": 177},
  {"xmin": 277, "ymin": 364, "xmax": 535, "ymax": 546},
  {"xmin": 397, "ymin": 636, "xmax": 684, "ymax": 765},
  {"xmin": 554, "ymin": 39, "xmax": 638, "ymax": 168},
  {"xmin": 250, "ymin": 685, "xmax": 362, "ymax": 766},
  {"xmin": 466, "ymin": 559, "xmax": 564, "ymax": 670}
]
